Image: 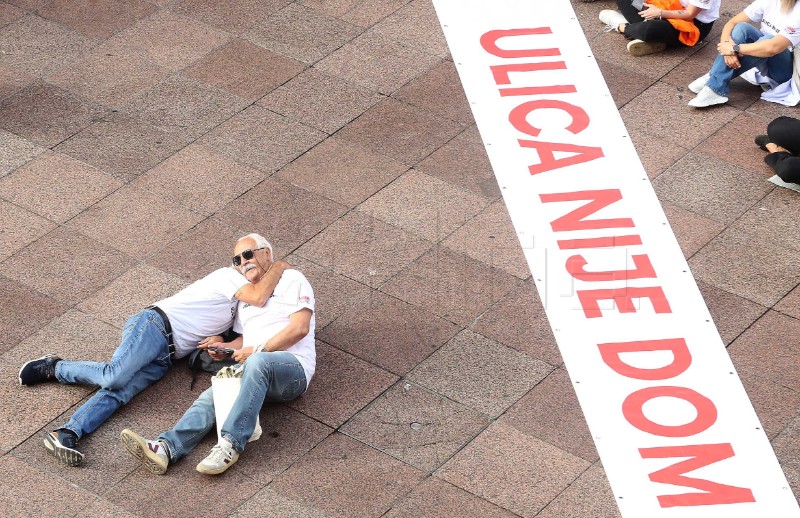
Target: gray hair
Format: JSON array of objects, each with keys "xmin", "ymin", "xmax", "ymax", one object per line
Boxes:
[{"xmin": 239, "ymin": 233, "xmax": 273, "ymax": 258}]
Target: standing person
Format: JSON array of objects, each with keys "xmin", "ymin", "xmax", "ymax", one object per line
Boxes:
[
  {"xmin": 599, "ymin": 0, "xmax": 719, "ymax": 56},
  {"xmin": 119, "ymin": 233, "xmax": 315, "ymax": 476},
  {"xmin": 17, "ymin": 234, "xmax": 288, "ymax": 467},
  {"xmin": 687, "ymin": 0, "xmax": 800, "ymax": 107},
  {"xmin": 755, "ymin": 116, "xmax": 800, "ymax": 182}
]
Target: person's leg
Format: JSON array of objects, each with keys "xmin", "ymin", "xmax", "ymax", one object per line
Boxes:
[
  {"xmin": 767, "ymin": 116, "xmax": 800, "ymax": 155},
  {"xmin": 623, "ymin": 19, "xmax": 681, "ymax": 45},
  {"xmin": 696, "ymin": 20, "xmax": 714, "ymax": 42},
  {"xmin": 765, "ymin": 152, "xmax": 800, "ymax": 183},
  {"xmin": 705, "ymin": 23, "xmax": 772, "ymax": 96},
  {"xmin": 615, "ymin": 0, "xmax": 643, "ymax": 22},
  {"xmin": 157, "ymin": 387, "xmax": 217, "ymax": 462}
]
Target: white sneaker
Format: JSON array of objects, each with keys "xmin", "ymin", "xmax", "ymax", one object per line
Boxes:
[
  {"xmin": 120, "ymin": 428, "xmax": 169, "ymax": 475},
  {"xmin": 599, "ymin": 10, "xmax": 627, "ymax": 33},
  {"xmin": 688, "ymin": 73, "xmax": 710, "ymax": 94},
  {"xmin": 627, "ymin": 39, "xmax": 667, "ymax": 56},
  {"xmin": 688, "ymin": 86, "xmax": 728, "ymax": 108},
  {"xmin": 196, "ymin": 440, "xmax": 239, "ymax": 475}
]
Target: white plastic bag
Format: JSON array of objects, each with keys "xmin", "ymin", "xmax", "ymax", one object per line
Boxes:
[{"xmin": 211, "ymin": 367, "xmax": 262, "ymax": 443}]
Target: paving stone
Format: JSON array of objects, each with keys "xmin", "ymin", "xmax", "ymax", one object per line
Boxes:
[
  {"xmin": 288, "ymin": 341, "xmax": 398, "ymax": 428},
  {"xmin": 300, "ymin": 0, "xmax": 409, "ymax": 27},
  {"xmin": 0, "ymin": 14, "xmax": 95, "ymax": 75},
  {"xmin": 270, "ymin": 432, "xmax": 426, "ymax": 517},
  {"xmin": 663, "ymin": 203, "xmax": 725, "ymax": 259},
  {"xmin": 78, "ymin": 499, "xmax": 138, "ymax": 518},
  {"xmin": 295, "ymin": 211, "xmax": 432, "ymax": 288},
  {"xmin": 184, "ymin": 39, "xmax": 306, "ymax": 102},
  {"xmin": 437, "ymin": 422, "xmax": 591, "ymax": 517},
  {"xmin": 393, "ymin": 60, "xmax": 472, "ymax": 124},
  {"xmin": 260, "ymin": 68, "xmax": 382, "ymax": 134},
  {"xmin": 535, "ymin": 462, "xmax": 622, "ymax": 518},
  {"xmin": 0, "ymin": 152, "xmax": 122, "ymax": 223},
  {"xmin": 384, "ymin": 477, "xmax": 517, "ymax": 518},
  {"xmin": 0, "ymin": 63, "xmax": 35, "ymax": 104},
  {"xmin": 696, "ymin": 280, "xmax": 767, "ymax": 346},
  {"xmin": 0, "ymin": 275, "xmax": 65, "ymax": 354},
  {"xmin": 0, "ymin": 456, "xmax": 96, "ymax": 517},
  {"xmin": 771, "ymin": 416, "xmax": 800, "ymax": 499},
  {"xmin": 701, "ymin": 112, "xmax": 775, "ymax": 175},
  {"xmin": 738, "ymin": 370, "xmax": 800, "ymax": 440},
  {"xmin": 596, "ymin": 58, "xmax": 655, "ymax": 109},
  {"xmin": 381, "ymin": 245, "xmax": 520, "ymax": 326},
  {"xmin": 342, "ymin": 381, "xmax": 489, "ymax": 472},
  {"xmin": 774, "ymin": 284, "xmax": 800, "ymax": 320},
  {"xmin": 4, "ymin": 0, "xmax": 48, "ymax": 10},
  {"xmin": 318, "ymin": 290, "xmax": 458, "ymax": 375},
  {"xmin": 170, "ymin": 0, "xmax": 291, "ymax": 34},
  {"xmin": 0, "ymin": 3, "xmax": 22, "ymax": 28},
  {"xmin": 730, "ymin": 188, "xmax": 800, "ymax": 252},
  {"xmin": 372, "ymin": 0, "xmax": 448, "ymax": 56},
  {"xmin": 408, "ymin": 330, "xmax": 553, "ymax": 417},
  {"xmin": 232, "ymin": 487, "xmax": 331, "ymax": 518},
  {"xmin": 0, "ymin": 199, "xmax": 55, "ymax": 262},
  {"xmin": 628, "ymin": 130, "xmax": 689, "ymax": 180},
  {"xmin": 589, "ymin": 31, "xmax": 700, "ymax": 81},
  {"xmin": 245, "ymin": 2, "xmax": 361, "ymax": 63},
  {"xmin": 37, "ymin": 0, "xmax": 157, "ymax": 39}
]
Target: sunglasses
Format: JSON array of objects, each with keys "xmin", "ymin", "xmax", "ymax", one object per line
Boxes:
[{"xmin": 232, "ymin": 247, "xmax": 266, "ymax": 266}]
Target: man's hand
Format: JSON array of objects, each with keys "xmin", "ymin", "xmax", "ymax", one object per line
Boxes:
[
  {"xmin": 723, "ymin": 53, "xmax": 741, "ymax": 69},
  {"xmin": 233, "ymin": 346, "xmax": 255, "ymax": 363},
  {"xmin": 199, "ymin": 336, "xmax": 230, "ymax": 361}
]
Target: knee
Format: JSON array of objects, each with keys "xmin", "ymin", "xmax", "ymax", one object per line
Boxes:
[{"xmin": 731, "ymin": 22, "xmax": 753, "ymax": 42}]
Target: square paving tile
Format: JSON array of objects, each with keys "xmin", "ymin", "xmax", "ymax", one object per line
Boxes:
[
  {"xmin": 316, "ymin": 30, "xmax": 440, "ymax": 94},
  {"xmin": 0, "ymin": 14, "xmax": 95, "ymax": 75},
  {"xmin": 442, "ymin": 201, "xmax": 530, "ymax": 279},
  {"xmin": 696, "ymin": 280, "xmax": 767, "ymax": 346},
  {"xmin": 2, "ymin": 228, "xmax": 135, "ymax": 305},
  {"xmin": 0, "ymin": 200, "xmax": 54, "ymax": 262},
  {"xmin": 231, "ymin": 487, "xmax": 329, "ymax": 518},
  {"xmin": 342, "ymin": 381, "xmax": 489, "ymax": 472},
  {"xmin": 169, "ymin": 0, "xmax": 291, "ymax": 34},
  {"xmin": 0, "ymin": 82, "xmax": 106, "ymax": 147},
  {"xmin": 199, "ymin": 105, "xmax": 325, "ymax": 174},
  {"xmin": 416, "ymin": 125, "xmax": 501, "ymax": 200},
  {"xmin": 437, "ymin": 422, "xmax": 591, "ymax": 517},
  {"xmin": 0, "ymin": 63, "xmax": 35, "ymax": 104},
  {"xmin": 259, "ymin": 68, "xmax": 382, "ymax": 134},
  {"xmin": 68, "ymin": 184, "xmax": 205, "ymax": 260},
  {"xmin": 738, "ymin": 369, "xmax": 800, "ymax": 440},
  {"xmin": 133, "ymin": 143, "xmax": 266, "ymax": 216},
  {"xmin": 245, "ymin": 2, "xmax": 361, "ymax": 64},
  {"xmin": 183, "ymin": 39, "xmax": 305, "ymax": 102},
  {"xmin": 270, "ymin": 432, "xmax": 426, "ymax": 518},
  {"xmin": 689, "ymin": 229, "xmax": 800, "ymax": 307},
  {"xmin": 596, "ymin": 58, "xmax": 655, "ymax": 109},
  {"xmin": 0, "ymin": 275, "xmax": 65, "ymax": 354},
  {"xmin": 295, "ymin": 211, "xmax": 432, "ymax": 288},
  {"xmin": 663, "ymin": 203, "xmax": 725, "ymax": 259},
  {"xmin": 774, "ymin": 284, "xmax": 800, "ymax": 320},
  {"xmin": 78, "ymin": 498, "xmax": 138, "ymax": 517},
  {"xmin": 771, "ymin": 417, "xmax": 800, "ymax": 498},
  {"xmin": 0, "ymin": 3, "xmax": 22, "ymax": 27},
  {"xmin": 628, "ymin": 130, "xmax": 689, "ymax": 180},
  {"xmin": 288, "ymin": 341, "xmax": 398, "ymax": 428},
  {"xmin": 701, "ymin": 112, "xmax": 775, "ymax": 175},
  {"xmin": 0, "ymin": 152, "xmax": 122, "ymax": 223},
  {"xmin": 300, "ymin": 0, "xmax": 409, "ymax": 27},
  {"xmin": 384, "ymin": 477, "xmax": 517, "ymax": 518},
  {"xmin": 536, "ymin": 462, "xmax": 621, "ymax": 518},
  {"xmin": 318, "ymin": 290, "xmax": 459, "ymax": 375},
  {"xmin": 653, "ymin": 151, "xmax": 773, "ymax": 225},
  {"xmin": 277, "ymin": 136, "xmax": 406, "ymax": 207},
  {"xmin": 215, "ymin": 175, "xmax": 348, "ymax": 254},
  {"xmin": 730, "ymin": 188, "xmax": 800, "ymax": 252},
  {"xmin": 381, "ymin": 245, "xmax": 520, "ymax": 326},
  {"xmin": 500, "ymin": 367, "xmax": 597, "ymax": 462},
  {"xmin": 0, "ymin": 456, "xmax": 96, "ymax": 517},
  {"xmin": 37, "ymin": 0, "xmax": 157, "ymax": 39},
  {"xmin": 337, "ymin": 98, "xmax": 462, "ymax": 165},
  {"xmin": 393, "ymin": 59, "xmax": 472, "ymax": 124},
  {"xmin": 358, "ymin": 170, "xmax": 489, "ymax": 242},
  {"xmin": 408, "ymin": 329, "xmax": 553, "ymax": 417},
  {"xmin": 108, "ymin": 10, "xmax": 230, "ymax": 70},
  {"xmin": 372, "ymin": 0, "xmax": 447, "ymax": 56}
]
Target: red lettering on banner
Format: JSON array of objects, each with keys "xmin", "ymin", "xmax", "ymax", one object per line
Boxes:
[
  {"xmin": 480, "ymin": 28, "xmax": 560, "ymax": 58},
  {"xmin": 519, "ymin": 140, "xmax": 604, "ymax": 175},
  {"xmin": 540, "ymin": 189, "xmax": 634, "ymax": 231},
  {"xmin": 501, "ymin": 85, "xmax": 577, "ymax": 96},
  {"xmin": 640, "ymin": 444, "xmax": 756, "ymax": 507},
  {"xmin": 567, "ymin": 254, "xmax": 656, "ymax": 282},
  {"xmin": 509, "ymin": 100, "xmax": 589, "ymax": 137},
  {"xmin": 491, "ymin": 61, "xmax": 567, "ymax": 85},
  {"xmin": 557, "ymin": 235, "xmax": 643, "ymax": 249},
  {"xmin": 623, "ymin": 386, "xmax": 717, "ymax": 437},
  {"xmin": 598, "ymin": 338, "xmax": 691, "ymax": 380},
  {"xmin": 577, "ymin": 287, "xmax": 671, "ymax": 318}
]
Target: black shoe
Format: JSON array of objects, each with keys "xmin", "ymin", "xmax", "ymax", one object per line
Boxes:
[
  {"xmin": 755, "ymin": 134, "xmax": 770, "ymax": 151},
  {"xmin": 18, "ymin": 354, "xmax": 62, "ymax": 386},
  {"xmin": 43, "ymin": 430, "xmax": 84, "ymax": 467}
]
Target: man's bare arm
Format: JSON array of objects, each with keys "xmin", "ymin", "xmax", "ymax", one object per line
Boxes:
[{"xmin": 234, "ymin": 260, "xmax": 289, "ymax": 307}]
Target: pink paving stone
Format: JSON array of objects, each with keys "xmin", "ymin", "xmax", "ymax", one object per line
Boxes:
[
  {"xmin": 536, "ymin": 462, "xmax": 622, "ymax": 518},
  {"xmin": 771, "ymin": 416, "xmax": 800, "ymax": 498},
  {"xmin": 0, "ymin": 15, "xmax": 95, "ymax": 75},
  {"xmin": 738, "ymin": 369, "xmax": 800, "ymax": 440},
  {"xmin": 270, "ymin": 433, "xmax": 426, "ymax": 518},
  {"xmin": 589, "ymin": 30, "xmax": 699, "ymax": 81},
  {"xmin": 0, "ymin": 152, "xmax": 123, "ymax": 223},
  {"xmin": 300, "ymin": 0, "xmax": 409, "ymax": 27},
  {"xmin": 384, "ymin": 477, "xmax": 517, "ymax": 518},
  {"xmin": 67, "ymin": 184, "xmax": 205, "ymax": 260},
  {"xmin": 596, "ymin": 58, "xmax": 656, "ymax": 109},
  {"xmin": 232, "ymin": 487, "xmax": 330, "ymax": 518},
  {"xmin": 728, "ymin": 311, "xmax": 800, "ymax": 392},
  {"xmin": 37, "ymin": 0, "xmax": 157, "ymax": 39},
  {"xmin": 170, "ymin": 0, "xmax": 291, "ymax": 34},
  {"xmin": 4, "ymin": 0, "xmax": 48, "ymax": 9},
  {"xmin": 78, "ymin": 499, "xmax": 137, "ymax": 518},
  {"xmin": 0, "ymin": 62, "xmax": 35, "ymax": 103},
  {"xmin": 702, "ymin": 112, "xmax": 775, "ymax": 175},
  {"xmin": 730, "ymin": 188, "xmax": 800, "ymax": 253},
  {"xmin": 0, "ymin": 200, "xmax": 54, "ymax": 262},
  {"xmin": 696, "ymin": 280, "xmax": 767, "ymax": 346},
  {"xmin": 0, "ymin": 3, "xmax": 23, "ymax": 27},
  {"xmin": 372, "ymin": 0, "xmax": 448, "ymax": 56},
  {"xmin": 0, "ymin": 456, "xmax": 97, "ymax": 516},
  {"xmin": 394, "ymin": 59, "xmax": 473, "ymax": 124},
  {"xmin": 775, "ymin": 284, "xmax": 800, "ymax": 320},
  {"xmin": 437, "ymin": 422, "xmax": 591, "ymax": 517},
  {"xmin": 628, "ymin": 129, "xmax": 689, "ymax": 180},
  {"xmin": 0, "ymin": 130, "xmax": 43, "ymax": 177},
  {"xmin": 662, "ymin": 203, "xmax": 725, "ymax": 259},
  {"xmin": 0, "ymin": 275, "xmax": 65, "ymax": 354},
  {"xmin": 133, "ymin": 143, "xmax": 266, "ymax": 216}
]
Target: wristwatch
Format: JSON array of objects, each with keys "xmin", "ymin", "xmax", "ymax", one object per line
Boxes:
[{"xmin": 732, "ymin": 43, "xmax": 741, "ymax": 54}]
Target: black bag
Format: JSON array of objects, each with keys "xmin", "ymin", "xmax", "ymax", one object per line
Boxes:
[{"xmin": 187, "ymin": 349, "xmax": 237, "ymax": 389}]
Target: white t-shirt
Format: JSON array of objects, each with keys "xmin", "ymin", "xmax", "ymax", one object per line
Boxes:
[
  {"xmin": 233, "ymin": 269, "xmax": 316, "ymax": 387},
  {"xmin": 156, "ymin": 267, "xmax": 248, "ymax": 358},
  {"xmin": 683, "ymin": 0, "xmax": 721, "ymax": 24},
  {"xmin": 745, "ymin": 0, "xmax": 800, "ymax": 47}
]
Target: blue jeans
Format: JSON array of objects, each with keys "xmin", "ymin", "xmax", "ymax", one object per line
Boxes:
[
  {"xmin": 56, "ymin": 309, "xmax": 172, "ymax": 439},
  {"xmin": 706, "ymin": 22, "xmax": 793, "ymax": 97},
  {"xmin": 158, "ymin": 351, "xmax": 306, "ymax": 460}
]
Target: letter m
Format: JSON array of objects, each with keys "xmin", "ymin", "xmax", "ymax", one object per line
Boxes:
[{"xmin": 640, "ymin": 443, "xmax": 756, "ymax": 507}]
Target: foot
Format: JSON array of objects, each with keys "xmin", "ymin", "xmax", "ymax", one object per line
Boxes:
[
  {"xmin": 120, "ymin": 429, "xmax": 169, "ymax": 475},
  {"xmin": 19, "ymin": 354, "xmax": 62, "ymax": 386},
  {"xmin": 627, "ymin": 39, "xmax": 667, "ymax": 57},
  {"xmin": 599, "ymin": 9, "xmax": 627, "ymax": 33},
  {"xmin": 688, "ymin": 73, "xmax": 711, "ymax": 94},
  {"xmin": 43, "ymin": 430, "xmax": 83, "ymax": 467},
  {"xmin": 688, "ymin": 86, "xmax": 728, "ymax": 108},
  {"xmin": 196, "ymin": 440, "xmax": 239, "ymax": 475},
  {"xmin": 754, "ymin": 134, "xmax": 770, "ymax": 151}
]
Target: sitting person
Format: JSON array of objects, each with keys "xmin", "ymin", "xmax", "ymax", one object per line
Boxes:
[
  {"xmin": 119, "ymin": 233, "xmax": 315, "ymax": 476},
  {"xmin": 688, "ymin": 0, "xmax": 800, "ymax": 107},
  {"xmin": 599, "ymin": 0, "xmax": 719, "ymax": 56},
  {"xmin": 755, "ymin": 116, "xmax": 800, "ymax": 182}
]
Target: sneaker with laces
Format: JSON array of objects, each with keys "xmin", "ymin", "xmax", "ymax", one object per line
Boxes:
[
  {"xmin": 688, "ymin": 85, "xmax": 728, "ymax": 108},
  {"xmin": 627, "ymin": 39, "xmax": 667, "ymax": 56},
  {"xmin": 688, "ymin": 73, "xmax": 711, "ymax": 94},
  {"xmin": 120, "ymin": 429, "xmax": 169, "ymax": 475},
  {"xmin": 599, "ymin": 9, "xmax": 627, "ymax": 33},
  {"xmin": 196, "ymin": 440, "xmax": 239, "ymax": 475},
  {"xmin": 43, "ymin": 430, "xmax": 83, "ymax": 467},
  {"xmin": 19, "ymin": 354, "xmax": 62, "ymax": 386}
]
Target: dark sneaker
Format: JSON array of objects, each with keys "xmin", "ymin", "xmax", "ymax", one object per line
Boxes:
[
  {"xmin": 120, "ymin": 429, "xmax": 169, "ymax": 475},
  {"xmin": 19, "ymin": 354, "xmax": 62, "ymax": 386},
  {"xmin": 755, "ymin": 134, "xmax": 770, "ymax": 151},
  {"xmin": 43, "ymin": 430, "xmax": 83, "ymax": 467}
]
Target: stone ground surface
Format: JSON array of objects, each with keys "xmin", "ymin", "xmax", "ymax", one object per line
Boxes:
[{"xmin": 0, "ymin": 0, "xmax": 798, "ymax": 516}]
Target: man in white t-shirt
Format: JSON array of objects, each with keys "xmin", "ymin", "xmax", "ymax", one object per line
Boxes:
[
  {"xmin": 17, "ymin": 233, "xmax": 288, "ymax": 467},
  {"xmin": 119, "ymin": 233, "xmax": 315, "ymax": 476}
]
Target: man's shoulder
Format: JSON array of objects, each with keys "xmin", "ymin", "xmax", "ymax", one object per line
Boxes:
[{"xmin": 282, "ymin": 268, "xmax": 311, "ymax": 285}]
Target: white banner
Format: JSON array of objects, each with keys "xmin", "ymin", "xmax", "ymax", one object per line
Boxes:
[{"xmin": 431, "ymin": 1, "xmax": 800, "ymax": 516}]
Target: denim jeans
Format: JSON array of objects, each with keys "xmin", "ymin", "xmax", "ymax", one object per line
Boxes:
[
  {"xmin": 56, "ymin": 309, "xmax": 172, "ymax": 439},
  {"xmin": 706, "ymin": 22, "xmax": 793, "ymax": 97},
  {"xmin": 159, "ymin": 351, "xmax": 306, "ymax": 460}
]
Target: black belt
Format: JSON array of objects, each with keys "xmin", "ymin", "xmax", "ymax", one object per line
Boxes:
[{"xmin": 147, "ymin": 305, "xmax": 176, "ymax": 358}]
